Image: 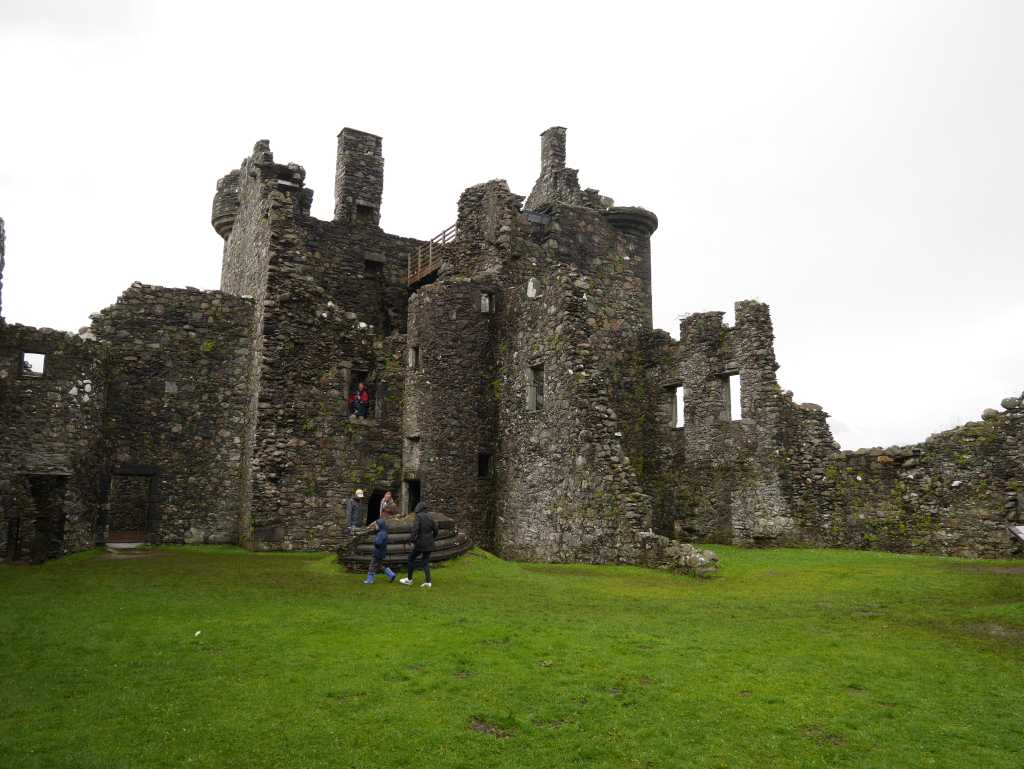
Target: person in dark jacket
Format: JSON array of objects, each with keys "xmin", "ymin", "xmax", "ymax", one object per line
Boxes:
[
  {"xmin": 399, "ymin": 501, "xmax": 439, "ymax": 588},
  {"xmin": 362, "ymin": 507, "xmax": 397, "ymax": 584},
  {"xmin": 345, "ymin": 489, "xmax": 366, "ymax": 532}
]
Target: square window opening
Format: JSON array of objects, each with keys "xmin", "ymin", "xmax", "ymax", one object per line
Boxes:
[
  {"xmin": 356, "ymin": 204, "xmax": 377, "ymax": 224},
  {"xmin": 21, "ymin": 352, "xmax": 45, "ymax": 377},
  {"xmin": 364, "ymin": 259, "xmax": 384, "ymax": 276}
]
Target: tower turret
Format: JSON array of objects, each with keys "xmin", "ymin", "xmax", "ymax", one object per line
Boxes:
[{"xmin": 334, "ymin": 128, "xmax": 383, "ymax": 226}]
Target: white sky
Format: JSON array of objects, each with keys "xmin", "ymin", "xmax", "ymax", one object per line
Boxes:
[{"xmin": 1, "ymin": 0, "xmax": 1021, "ymax": 450}]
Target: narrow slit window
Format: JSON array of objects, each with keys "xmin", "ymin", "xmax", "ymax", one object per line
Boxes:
[
  {"xmin": 408, "ymin": 346, "xmax": 420, "ymax": 369},
  {"xmin": 477, "ymin": 453, "xmax": 493, "ymax": 479},
  {"xmin": 21, "ymin": 352, "xmax": 45, "ymax": 377},
  {"xmin": 665, "ymin": 385, "xmax": 684, "ymax": 427},
  {"xmin": 480, "ymin": 292, "xmax": 495, "ymax": 313},
  {"xmin": 528, "ymin": 364, "xmax": 545, "ymax": 411},
  {"xmin": 724, "ymin": 373, "xmax": 741, "ymax": 421}
]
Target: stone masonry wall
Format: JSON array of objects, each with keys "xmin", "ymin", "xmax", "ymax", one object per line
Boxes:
[
  {"xmin": 405, "ymin": 277, "xmax": 498, "ymax": 548},
  {"xmin": 668, "ymin": 298, "xmax": 1023, "ymax": 558},
  {"xmin": 0, "ymin": 324, "xmax": 106, "ymax": 559},
  {"xmin": 215, "ymin": 137, "xmax": 419, "ymax": 550},
  {"xmin": 491, "ymin": 200, "xmax": 657, "ymax": 563},
  {"xmin": 91, "ymin": 284, "xmax": 254, "ymax": 544}
]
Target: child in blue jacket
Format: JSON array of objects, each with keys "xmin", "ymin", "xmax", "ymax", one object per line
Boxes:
[{"xmin": 363, "ymin": 506, "xmax": 397, "ymax": 584}]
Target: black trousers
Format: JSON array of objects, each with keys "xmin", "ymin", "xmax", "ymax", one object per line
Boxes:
[{"xmin": 406, "ymin": 548, "xmax": 432, "ymax": 582}]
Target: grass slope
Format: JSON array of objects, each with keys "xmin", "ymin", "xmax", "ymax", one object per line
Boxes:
[{"xmin": 1, "ymin": 546, "xmax": 1022, "ymax": 769}]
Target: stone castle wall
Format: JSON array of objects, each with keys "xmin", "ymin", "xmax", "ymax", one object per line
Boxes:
[
  {"xmin": 1, "ymin": 126, "xmax": 1018, "ymax": 569},
  {"xmin": 405, "ymin": 278, "xmax": 498, "ymax": 548},
  {"xmin": 214, "ymin": 136, "xmax": 419, "ymax": 550},
  {"xmin": 664, "ymin": 299, "xmax": 1024, "ymax": 558},
  {"xmin": 0, "ymin": 324, "xmax": 106, "ymax": 559},
  {"xmin": 91, "ymin": 283, "xmax": 255, "ymax": 544}
]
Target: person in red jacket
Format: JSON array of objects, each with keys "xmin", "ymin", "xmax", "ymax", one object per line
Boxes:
[{"xmin": 348, "ymin": 382, "xmax": 369, "ymax": 418}]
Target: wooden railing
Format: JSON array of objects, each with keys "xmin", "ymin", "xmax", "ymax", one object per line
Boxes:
[{"xmin": 408, "ymin": 222, "xmax": 457, "ymax": 285}]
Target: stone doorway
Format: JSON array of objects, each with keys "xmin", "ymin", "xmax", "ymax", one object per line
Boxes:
[
  {"xmin": 105, "ymin": 467, "xmax": 159, "ymax": 544},
  {"xmin": 366, "ymin": 489, "xmax": 385, "ymax": 526},
  {"xmin": 17, "ymin": 474, "xmax": 69, "ymax": 563},
  {"xmin": 28, "ymin": 475, "xmax": 68, "ymax": 561}
]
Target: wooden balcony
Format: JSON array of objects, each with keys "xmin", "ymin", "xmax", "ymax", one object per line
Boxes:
[{"xmin": 408, "ymin": 222, "xmax": 457, "ymax": 286}]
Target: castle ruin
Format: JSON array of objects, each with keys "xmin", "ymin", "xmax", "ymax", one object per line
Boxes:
[{"xmin": 1, "ymin": 128, "xmax": 1021, "ymax": 568}]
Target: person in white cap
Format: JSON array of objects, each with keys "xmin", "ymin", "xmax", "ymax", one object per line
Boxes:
[{"xmin": 346, "ymin": 488, "xmax": 366, "ymax": 533}]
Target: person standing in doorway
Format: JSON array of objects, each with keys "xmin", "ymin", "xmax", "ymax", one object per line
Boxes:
[
  {"xmin": 379, "ymin": 490, "xmax": 394, "ymax": 519},
  {"xmin": 399, "ymin": 501, "xmax": 438, "ymax": 588},
  {"xmin": 346, "ymin": 488, "xmax": 366, "ymax": 533},
  {"xmin": 348, "ymin": 382, "xmax": 369, "ymax": 419}
]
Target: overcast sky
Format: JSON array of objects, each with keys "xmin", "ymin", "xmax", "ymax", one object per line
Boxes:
[{"xmin": 1, "ymin": 0, "xmax": 1021, "ymax": 450}]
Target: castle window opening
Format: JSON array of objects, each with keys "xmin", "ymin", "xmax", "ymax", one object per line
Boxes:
[
  {"xmin": 664, "ymin": 384, "xmax": 684, "ymax": 428},
  {"xmin": 477, "ymin": 452, "xmax": 493, "ymax": 479},
  {"xmin": 349, "ymin": 369, "xmax": 372, "ymax": 418},
  {"xmin": 355, "ymin": 204, "xmax": 376, "ymax": 224},
  {"xmin": 527, "ymin": 278, "xmax": 540, "ymax": 299},
  {"xmin": 364, "ymin": 259, "xmax": 384, "ymax": 276},
  {"xmin": 528, "ymin": 364, "xmax": 545, "ymax": 411},
  {"xmin": 408, "ymin": 346, "xmax": 420, "ymax": 369},
  {"xmin": 723, "ymin": 373, "xmax": 741, "ymax": 421},
  {"xmin": 21, "ymin": 352, "xmax": 45, "ymax": 377},
  {"xmin": 480, "ymin": 292, "xmax": 494, "ymax": 313}
]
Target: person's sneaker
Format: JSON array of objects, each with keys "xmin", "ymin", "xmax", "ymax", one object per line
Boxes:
[
  {"xmin": 399, "ymin": 578, "xmax": 413, "ymax": 585},
  {"xmin": 421, "ymin": 582, "xmax": 432, "ymax": 588}
]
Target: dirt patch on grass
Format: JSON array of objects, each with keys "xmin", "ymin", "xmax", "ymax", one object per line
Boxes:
[
  {"xmin": 972, "ymin": 622, "xmax": 1024, "ymax": 642},
  {"xmin": 802, "ymin": 725, "xmax": 847, "ymax": 747},
  {"xmin": 470, "ymin": 718, "xmax": 513, "ymax": 738}
]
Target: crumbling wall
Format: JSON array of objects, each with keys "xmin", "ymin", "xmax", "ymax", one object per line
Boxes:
[
  {"xmin": 804, "ymin": 406, "xmax": 1023, "ymax": 557},
  {"xmin": 91, "ymin": 284, "xmax": 254, "ymax": 544},
  {"xmin": 0, "ymin": 324, "xmax": 106, "ymax": 559},
  {"xmin": 670, "ymin": 298, "xmax": 1023, "ymax": 558}
]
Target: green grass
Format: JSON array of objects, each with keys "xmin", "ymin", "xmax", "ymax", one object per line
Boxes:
[{"xmin": 1, "ymin": 546, "xmax": 1022, "ymax": 769}]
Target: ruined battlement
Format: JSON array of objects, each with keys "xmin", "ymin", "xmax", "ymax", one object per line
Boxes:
[{"xmin": 1, "ymin": 126, "xmax": 1019, "ymax": 567}]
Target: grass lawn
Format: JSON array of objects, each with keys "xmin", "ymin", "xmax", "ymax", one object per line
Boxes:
[{"xmin": 1, "ymin": 545, "xmax": 1022, "ymax": 769}]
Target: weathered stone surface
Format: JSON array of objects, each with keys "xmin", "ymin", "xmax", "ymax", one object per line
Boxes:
[
  {"xmin": 2, "ymin": 124, "xmax": 1019, "ymax": 569},
  {"xmin": 642, "ymin": 299, "xmax": 1023, "ymax": 559}
]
